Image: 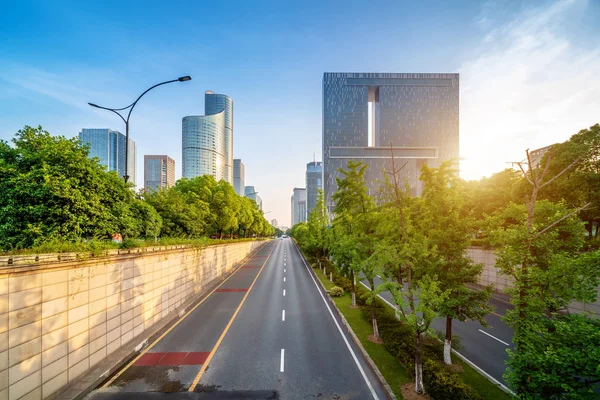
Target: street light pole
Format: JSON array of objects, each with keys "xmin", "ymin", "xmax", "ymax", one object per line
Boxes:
[{"xmin": 88, "ymin": 76, "xmax": 191, "ymax": 182}]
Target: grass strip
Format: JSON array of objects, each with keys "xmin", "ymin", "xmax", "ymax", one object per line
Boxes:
[{"xmin": 314, "ymin": 267, "xmax": 411, "ymax": 399}]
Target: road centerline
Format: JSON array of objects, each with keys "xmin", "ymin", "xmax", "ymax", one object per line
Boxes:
[
  {"xmin": 101, "ymin": 243, "xmax": 269, "ymax": 388},
  {"xmin": 187, "ymin": 244, "xmax": 276, "ymax": 392},
  {"xmin": 282, "ymin": 309, "xmax": 285, "ymax": 321}
]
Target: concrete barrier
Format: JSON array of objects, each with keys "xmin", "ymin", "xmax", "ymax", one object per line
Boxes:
[
  {"xmin": 467, "ymin": 246, "xmax": 600, "ymax": 316},
  {"xmin": 0, "ymin": 241, "xmax": 265, "ymax": 400}
]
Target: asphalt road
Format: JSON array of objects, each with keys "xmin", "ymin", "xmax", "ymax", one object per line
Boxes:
[
  {"xmin": 359, "ymin": 275, "xmax": 514, "ymax": 386},
  {"xmin": 86, "ymin": 239, "xmax": 387, "ymax": 400}
]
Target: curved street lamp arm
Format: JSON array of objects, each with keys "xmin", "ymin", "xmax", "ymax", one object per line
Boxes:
[
  {"xmin": 126, "ymin": 79, "xmax": 179, "ymax": 121},
  {"xmin": 88, "ymin": 103, "xmax": 127, "ymax": 124}
]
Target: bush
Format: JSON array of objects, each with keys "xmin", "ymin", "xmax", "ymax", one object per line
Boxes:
[
  {"xmin": 423, "ymin": 359, "xmax": 482, "ymax": 400},
  {"xmin": 119, "ymin": 238, "xmax": 143, "ymax": 249},
  {"xmin": 329, "ymin": 286, "xmax": 344, "ymax": 297}
]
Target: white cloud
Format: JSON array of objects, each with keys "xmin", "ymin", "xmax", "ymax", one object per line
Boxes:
[{"xmin": 459, "ymin": 0, "xmax": 599, "ymax": 180}]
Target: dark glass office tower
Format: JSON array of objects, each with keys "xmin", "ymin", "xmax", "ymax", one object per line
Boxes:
[
  {"xmin": 305, "ymin": 161, "xmax": 323, "ymax": 217},
  {"xmin": 322, "ymin": 73, "xmax": 459, "ymax": 212}
]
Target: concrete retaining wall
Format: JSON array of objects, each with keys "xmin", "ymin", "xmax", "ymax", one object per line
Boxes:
[
  {"xmin": 0, "ymin": 241, "xmax": 265, "ymax": 400},
  {"xmin": 467, "ymin": 246, "xmax": 600, "ymax": 316}
]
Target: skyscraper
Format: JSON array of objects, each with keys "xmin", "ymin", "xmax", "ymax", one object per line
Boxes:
[
  {"xmin": 144, "ymin": 155, "xmax": 175, "ymax": 191},
  {"xmin": 182, "ymin": 90, "xmax": 233, "ymax": 183},
  {"xmin": 323, "ymin": 73, "xmax": 459, "ymax": 212},
  {"xmin": 79, "ymin": 128, "xmax": 136, "ymax": 184},
  {"xmin": 245, "ymin": 186, "xmax": 262, "ymax": 210},
  {"xmin": 291, "ymin": 188, "xmax": 307, "ymax": 226},
  {"xmin": 306, "ymin": 161, "xmax": 323, "ymax": 217},
  {"xmin": 271, "ymin": 219, "xmax": 278, "ymax": 228},
  {"xmin": 233, "ymin": 159, "xmax": 245, "ymax": 196}
]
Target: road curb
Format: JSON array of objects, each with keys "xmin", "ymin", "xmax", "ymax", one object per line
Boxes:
[
  {"xmin": 56, "ymin": 241, "xmax": 270, "ymax": 400},
  {"xmin": 295, "ymin": 244, "xmax": 397, "ymax": 400}
]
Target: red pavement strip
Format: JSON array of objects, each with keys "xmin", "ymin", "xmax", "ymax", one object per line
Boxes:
[
  {"xmin": 214, "ymin": 288, "xmax": 249, "ymax": 292},
  {"xmin": 135, "ymin": 352, "xmax": 210, "ymax": 366}
]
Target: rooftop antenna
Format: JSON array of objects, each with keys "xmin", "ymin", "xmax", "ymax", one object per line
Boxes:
[{"xmin": 313, "ymin": 150, "xmax": 316, "ymax": 163}]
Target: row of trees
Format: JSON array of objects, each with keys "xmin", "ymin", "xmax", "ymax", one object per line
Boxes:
[
  {"xmin": 0, "ymin": 126, "xmax": 274, "ymax": 251},
  {"xmin": 292, "ymin": 124, "xmax": 600, "ymax": 399}
]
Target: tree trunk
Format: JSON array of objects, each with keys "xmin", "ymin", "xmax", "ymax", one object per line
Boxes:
[
  {"xmin": 372, "ymin": 304, "xmax": 379, "ymax": 339},
  {"xmin": 219, "ymin": 231, "xmax": 223, "ymax": 240},
  {"xmin": 415, "ymin": 332, "xmax": 424, "ymax": 394},
  {"xmin": 444, "ymin": 316, "xmax": 452, "ymax": 365},
  {"xmin": 350, "ymin": 270, "xmax": 356, "ymax": 307},
  {"xmin": 370, "ymin": 279, "xmax": 379, "ymax": 338}
]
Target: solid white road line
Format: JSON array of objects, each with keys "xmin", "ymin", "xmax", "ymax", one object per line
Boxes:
[
  {"xmin": 284, "ymin": 277, "xmax": 286, "ymax": 282},
  {"xmin": 282, "ymin": 309, "xmax": 286, "ymax": 321},
  {"xmin": 293, "ymin": 242, "xmax": 379, "ymax": 400},
  {"xmin": 451, "ymin": 349, "xmax": 515, "ymax": 395},
  {"xmin": 280, "ymin": 349, "xmax": 285, "ymax": 372},
  {"xmin": 284, "ymin": 269, "xmax": 286, "ymax": 272},
  {"xmin": 283, "ymin": 289, "xmax": 286, "ymax": 296},
  {"xmin": 478, "ymin": 329, "xmax": 510, "ymax": 346}
]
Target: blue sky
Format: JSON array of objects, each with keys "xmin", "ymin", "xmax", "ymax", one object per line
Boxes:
[{"xmin": 1, "ymin": 0, "xmax": 599, "ymax": 226}]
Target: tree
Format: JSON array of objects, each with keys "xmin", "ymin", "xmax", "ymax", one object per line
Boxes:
[
  {"xmin": 208, "ymin": 180, "xmax": 239, "ymax": 239},
  {"xmin": 536, "ymin": 124, "xmax": 600, "ymax": 238},
  {"xmin": 130, "ymin": 199, "xmax": 162, "ymax": 240},
  {"xmin": 0, "ymin": 126, "xmax": 136, "ymax": 249},
  {"xmin": 417, "ymin": 161, "xmax": 493, "ymax": 364},
  {"xmin": 237, "ymin": 197, "xmax": 255, "ymax": 237},
  {"xmin": 331, "ymin": 161, "xmax": 375, "ymax": 308},
  {"xmin": 305, "ymin": 189, "xmax": 331, "ymax": 258},
  {"xmin": 487, "ymin": 146, "xmax": 599, "ymax": 398},
  {"xmin": 144, "ymin": 180, "xmax": 210, "ymax": 238},
  {"xmin": 375, "ymin": 153, "xmax": 449, "ymax": 395}
]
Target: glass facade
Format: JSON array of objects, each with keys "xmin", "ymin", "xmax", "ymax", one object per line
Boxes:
[
  {"xmin": 291, "ymin": 188, "xmax": 307, "ymax": 226},
  {"xmin": 205, "ymin": 91, "xmax": 234, "ymax": 184},
  {"xmin": 144, "ymin": 155, "xmax": 175, "ymax": 191},
  {"xmin": 323, "ymin": 72, "xmax": 459, "ymax": 212},
  {"xmin": 79, "ymin": 128, "xmax": 136, "ymax": 184},
  {"xmin": 182, "ymin": 91, "xmax": 233, "ymax": 183},
  {"xmin": 305, "ymin": 161, "xmax": 323, "ymax": 217},
  {"xmin": 244, "ymin": 185, "xmax": 262, "ymax": 210},
  {"xmin": 233, "ymin": 159, "xmax": 245, "ymax": 195}
]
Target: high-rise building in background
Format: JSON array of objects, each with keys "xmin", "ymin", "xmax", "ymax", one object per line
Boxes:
[
  {"xmin": 79, "ymin": 128, "xmax": 136, "ymax": 184},
  {"xmin": 182, "ymin": 91, "xmax": 233, "ymax": 183},
  {"xmin": 245, "ymin": 186, "xmax": 262, "ymax": 210},
  {"xmin": 144, "ymin": 155, "xmax": 175, "ymax": 191},
  {"xmin": 322, "ymin": 72, "xmax": 459, "ymax": 212},
  {"xmin": 271, "ymin": 219, "xmax": 278, "ymax": 228},
  {"xmin": 306, "ymin": 161, "xmax": 323, "ymax": 217},
  {"xmin": 205, "ymin": 91, "xmax": 234, "ymax": 183},
  {"xmin": 233, "ymin": 159, "xmax": 245, "ymax": 195},
  {"xmin": 291, "ymin": 188, "xmax": 307, "ymax": 226}
]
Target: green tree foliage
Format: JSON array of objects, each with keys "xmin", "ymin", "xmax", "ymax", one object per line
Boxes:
[
  {"xmin": 536, "ymin": 124, "xmax": 600, "ymax": 238},
  {"xmin": 463, "ymin": 168, "xmax": 526, "ymax": 228},
  {"xmin": 374, "ymin": 155, "xmax": 449, "ymax": 395},
  {"xmin": 486, "ymin": 146, "xmax": 600, "ymax": 398},
  {"xmin": 144, "ymin": 181, "xmax": 209, "ymax": 238},
  {"xmin": 0, "ymin": 126, "xmax": 272, "ymax": 250},
  {"xmin": 331, "ymin": 161, "xmax": 375, "ymax": 309},
  {"xmin": 417, "ymin": 161, "xmax": 493, "ymax": 365},
  {"xmin": 304, "ymin": 190, "xmax": 331, "ymax": 258},
  {"xmin": 0, "ymin": 126, "xmax": 142, "ymax": 249}
]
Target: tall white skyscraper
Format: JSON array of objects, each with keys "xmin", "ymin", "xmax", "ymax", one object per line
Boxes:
[
  {"xmin": 291, "ymin": 188, "xmax": 307, "ymax": 226},
  {"xmin": 182, "ymin": 90, "xmax": 233, "ymax": 183}
]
